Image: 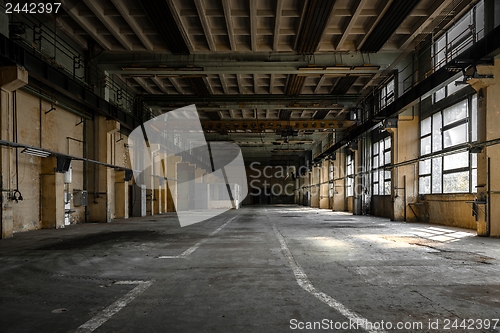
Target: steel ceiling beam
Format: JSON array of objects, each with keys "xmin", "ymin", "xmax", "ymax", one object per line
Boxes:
[
  {"xmin": 63, "ymin": 3, "xmax": 112, "ymax": 51},
  {"xmin": 356, "ymin": 0, "xmax": 394, "ymax": 50},
  {"xmin": 82, "ymin": 0, "xmax": 133, "ymax": 50},
  {"xmin": 142, "ymin": 94, "xmax": 358, "ymax": 108},
  {"xmin": 194, "ymin": 0, "xmax": 216, "ymax": 51},
  {"xmin": 110, "ymin": 0, "xmax": 154, "ymax": 51},
  {"xmin": 94, "ymin": 53, "xmax": 401, "ymax": 70},
  {"xmin": 273, "ymin": 0, "xmax": 283, "ymax": 51},
  {"xmin": 201, "ymin": 120, "xmax": 354, "ymax": 132},
  {"xmin": 336, "ymin": 0, "xmax": 369, "ymax": 50},
  {"xmin": 221, "ymin": 0, "xmax": 236, "ymax": 51}
]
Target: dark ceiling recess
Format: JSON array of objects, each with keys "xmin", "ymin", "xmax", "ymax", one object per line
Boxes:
[
  {"xmin": 313, "ymin": 110, "xmax": 329, "ymax": 119},
  {"xmin": 295, "ymin": 0, "xmax": 337, "ymax": 54},
  {"xmin": 140, "ymin": 2, "xmax": 190, "ymax": 54},
  {"xmin": 279, "ymin": 110, "xmax": 292, "ymax": 120},
  {"xmin": 360, "ymin": 0, "xmax": 421, "ymax": 52},
  {"xmin": 205, "ymin": 111, "xmax": 221, "ymax": 121},
  {"xmin": 286, "ymin": 75, "xmax": 306, "ymax": 96},
  {"xmin": 184, "ymin": 77, "xmax": 210, "ymax": 97},
  {"xmin": 331, "ymin": 76, "xmax": 358, "ymax": 95}
]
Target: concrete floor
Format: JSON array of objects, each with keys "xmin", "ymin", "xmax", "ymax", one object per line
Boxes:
[{"xmin": 1, "ymin": 205, "xmax": 500, "ymax": 333}]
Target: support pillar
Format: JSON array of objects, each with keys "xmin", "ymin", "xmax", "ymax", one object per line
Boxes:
[
  {"xmin": 319, "ymin": 163, "xmax": 329, "ymax": 209},
  {"xmin": 115, "ymin": 170, "xmax": 129, "ymax": 219},
  {"xmin": 41, "ymin": 156, "xmax": 65, "ymax": 229},
  {"xmin": 391, "ymin": 112, "xmax": 420, "ymax": 222},
  {"xmin": 469, "ymin": 62, "xmax": 497, "ymax": 236},
  {"xmin": 166, "ymin": 156, "xmax": 182, "ymax": 212}
]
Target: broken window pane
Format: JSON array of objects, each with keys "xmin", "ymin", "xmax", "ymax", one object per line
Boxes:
[
  {"xmin": 384, "ymin": 181, "xmax": 391, "ymax": 195},
  {"xmin": 421, "ymin": 136, "xmax": 431, "ymax": 155},
  {"xmin": 432, "ymin": 112, "xmax": 442, "ymax": 152},
  {"xmin": 419, "ymin": 159, "xmax": 431, "ymax": 175},
  {"xmin": 419, "ymin": 176, "xmax": 431, "ymax": 194},
  {"xmin": 472, "ymin": 94, "xmax": 478, "ymax": 142},
  {"xmin": 443, "ymin": 171, "xmax": 469, "ymax": 193},
  {"xmin": 432, "ymin": 157, "xmax": 442, "ymax": 193}
]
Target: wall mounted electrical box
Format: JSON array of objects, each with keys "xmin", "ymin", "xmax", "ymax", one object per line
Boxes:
[{"xmin": 73, "ymin": 190, "xmax": 88, "ymax": 206}]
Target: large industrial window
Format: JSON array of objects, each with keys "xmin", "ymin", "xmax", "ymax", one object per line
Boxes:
[
  {"xmin": 434, "ymin": 1, "xmax": 484, "ymax": 70},
  {"xmin": 329, "ymin": 162, "xmax": 335, "ymax": 197},
  {"xmin": 419, "ymin": 96, "xmax": 478, "ymax": 194},
  {"xmin": 346, "ymin": 153, "xmax": 354, "ymax": 197},
  {"xmin": 433, "ymin": 75, "xmax": 467, "ymax": 103},
  {"xmin": 372, "ymin": 136, "xmax": 392, "ymax": 195},
  {"xmin": 378, "ymin": 78, "xmax": 395, "ymax": 111}
]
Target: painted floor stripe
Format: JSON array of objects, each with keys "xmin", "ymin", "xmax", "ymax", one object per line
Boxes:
[
  {"xmin": 272, "ymin": 224, "xmax": 387, "ymax": 333},
  {"xmin": 158, "ymin": 217, "xmax": 235, "ymax": 259},
  {"xmin": 75, "ymin": 280, "xmax": 153, "ymax": 333}
]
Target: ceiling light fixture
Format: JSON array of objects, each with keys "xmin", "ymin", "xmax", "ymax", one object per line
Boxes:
[{"xmin": 21, "ymin": 147, "xmax": 51, "ymax": 158}]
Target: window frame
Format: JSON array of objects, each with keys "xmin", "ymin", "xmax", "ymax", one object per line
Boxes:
[
  {"xmin": 372, "ymin": 135, "xmax": 392, "ymax": 196},
  {"xmin": 419, "ymin": 96, "xmax": 478, "ymax": 194}
]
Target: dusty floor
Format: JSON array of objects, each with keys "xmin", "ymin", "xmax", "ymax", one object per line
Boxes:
[{"xmin": 0, "ymin": 205, "xmax": 499, "ymax": 333}]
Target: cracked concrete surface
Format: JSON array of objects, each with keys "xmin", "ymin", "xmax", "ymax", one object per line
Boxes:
[{"xmin": 0, "ymin": 205, "xmax": 499, "ymax": 333}]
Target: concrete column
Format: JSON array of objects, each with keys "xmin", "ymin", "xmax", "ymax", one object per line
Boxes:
[
  {"xmin": 0, "ymin": 88, "xmax": 12, "ymax": 238},
  {"xmin": 469, "ymin": 62, "xmax": 497, "ymax": 236},
  {"xmin": 115, "ymin": 170, "xmax": 128, "ymax": 219},
  {"xmin": 152, "ymin": 177, "xmax": 161, "ymax": 215},
  {"xmin": 166, "ymin": 156, "xmax": 182, "ymax": 212},
  {"xmin": 332, "ymin": 150, "xmax": 345, "ymax": 211},
  {"xmin": 195, "ymin": 168, "xmax": 206, "ymax": 183},
  {"xmin": 392, "ymin": 112, "xmax": 420, "ymax": 222},
  {"xmin": 0, "ymin": 67, "xmax": 28, "ymax": 237},
  {"xmin": 310, "ymin": 165, "xmax": 320, "ymax": 207},
  {"xmin": 319, "ymin": 163, "xmax": 329, "ymax": 209},
  {"xmin": 353, "ymin": 142, "xmax": 362, "ymax": 215},
  {"xmin": 41, "ymin": 156, "xmax": 65, "ymax": 229}
]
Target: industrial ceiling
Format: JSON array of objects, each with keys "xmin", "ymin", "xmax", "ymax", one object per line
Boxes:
[{"xmin": 54, "ymin": 0, "xmax": 476, "ymax": 165}]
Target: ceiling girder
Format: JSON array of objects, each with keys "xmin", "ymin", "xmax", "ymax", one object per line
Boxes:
[
  {"xmin": 140, "ymin": 1, "xmax": 190, "ymax": 54},
  {"xmin": 95, "ymin": 53, "xmax": 401, "ymax": 73},
  {"xmin": 143, "ymin": 94, "xmax": 358, "ymax": 109},
  {"xmin": 360, "ymin": 0, "xmax": 421, "ymax": 52},
  {"xmin": 201, "ymin": 120, "xmax": 354, "ymax": 132}
]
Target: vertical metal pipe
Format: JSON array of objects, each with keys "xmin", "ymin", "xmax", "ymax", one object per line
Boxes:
[
  {"xmin": 403, "ymin": 175, "xmax": 407, "ymax": 222},
  {"xmin": 84, "ymin": 118, "xmax": 89, "ymax": 223},
  {"xmin": 487, "ymin": 157, "xmax": 491, "ymax": 236}
]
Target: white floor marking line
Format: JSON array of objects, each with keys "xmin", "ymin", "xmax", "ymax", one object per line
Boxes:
[
  {"xmin": 75, "ymin": 280, "xmax": 154, "ymax": 333},
  {"xmin": 272, "ymin": 225, "xmax": 387, "ymax": 333},
  {"xmin": 158, "ymin": 217, "xmax": 235, "ymax": 259}
]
